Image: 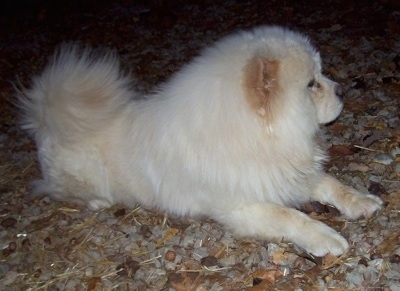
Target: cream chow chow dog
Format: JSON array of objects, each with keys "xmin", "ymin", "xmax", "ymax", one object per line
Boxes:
[{"xmin": 19, "ymin": 26, "xmax": 383, "ymax": 256}]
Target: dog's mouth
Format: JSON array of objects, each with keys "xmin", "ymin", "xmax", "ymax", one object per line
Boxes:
[{"xmin": 320, "ymin": 101, "xmax": 344, "ymax": 125}]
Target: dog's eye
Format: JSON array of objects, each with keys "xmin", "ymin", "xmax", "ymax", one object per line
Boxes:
[{"xmin": 308, "ymin": 80, "xmax": 321, "ymax": 90}]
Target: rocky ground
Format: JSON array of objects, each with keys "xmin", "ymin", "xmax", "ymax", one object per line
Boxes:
[{"xmin": 0, "ymin": 0, "xmax": 399, "ymax": 290}]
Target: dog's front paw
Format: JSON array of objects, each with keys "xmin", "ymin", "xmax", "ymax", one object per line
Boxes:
[
  {"xmin": 314, "ymin": 175, "xmax": 385, "ymax": 221},
  {"xmin": 341, "ymin": 189, "xmax": 383, "ymax": 220},
  {"xmin": 297, "ymin": 220, "xmax": 349, "ymax": 257}
]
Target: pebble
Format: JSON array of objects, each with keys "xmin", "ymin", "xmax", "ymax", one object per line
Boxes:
[
  {"xmin": 388, "ymin": 283, "xmax": 400, "ymax": 291},
  {"xmin": 377, "ymin": 109, "xmax": 390, "ymax": 117},
  {"xmin": 220, "ymin": 233, "xmax": 235, "ymax": 247},
  {"xmin": 85, "ymin": 267, "xmax": 93, "ymax": 277},
  {"xmin": 1, "ymin": 271, "xmax": 19, "ymax": 286},
  {"xmin": 368, "ymin": 258, "xmax": 384, "ymax": 270},
  {"xmin": 385, "ymin": 269, "xmax": 400, "ymax": 280},
  {"xmin": 194, "ymin": 238, "xmax": 203, "ymax": 248},
  {"xmin": 182, "ymin": 235, "xmax": 194, "ymax": 247},
  {"xmin": 244, "ymin": 252, "xmax": 260, "ymax": 268},
  {"xmin": 150, "ymin": 255, "xmax": 161, "ymax": 268},
  {"xmin": 152, "ymin": 226, "xmax": 163, "ymax": 239},
  {"xmin": 390, "ymin": 147, "xmax": 400, "ymax": 158},
  {"xmin": 0, "ymin": 264, "xmax": 9, "ymax": 276},
  {"xmin": 373, "ymin": 153, "xmax": 394, "ymax": 165},
  {"xmin": 346, "ymin": 88, "xmax": 361, "ymax": 99},
  {"xmin": 174, "ymin": 254, "xmax": 182, "ymax": 264},
  {"xmin": 96, "ymin": 211, "xmax": 109, "ymax": 222},
  {"xmin": 219, "ymin": 255, "xmax": 236, "ymax": 267},
  {"xmin": 146, "ymin": 242, "xmax": 156, "ymax": 252},
  {"xmin": 102, "ymin": 279, "xmax": 113, "ymax": 288},
  {"xmin": 346, "ymin": 265, "xmax": 365, "ymax": 285},
  {"xmin": 259, "ymin": 247, "xmax": 269, "ymax": 261},
  {"xmin": 394, "ymin": 163, "xmax": 400, "ymax": 175},
  {"xmin": 336, "ymin": 69, "xmax": 348, "ymax": 79},
  {"xmin": 164, "ymin": 261, "xmax": 176, "ymax": 270},
  {"xmin": 348, "ymin": 162, "xmax": 370, "ymax": 172},
  {"xmin": 88, "ymin": 250, "xmax": 101, "ymax": 260},
  {"xmin": 371, "ymin": 164, "xmax": 388, "ymax": 175},
  {"xmin": 29, "ymin": 207, "xmax": 41, "ymax": 216},
  {"xmin": 192, "ymin": 247, "xmax": 209, "ymax": 261}
]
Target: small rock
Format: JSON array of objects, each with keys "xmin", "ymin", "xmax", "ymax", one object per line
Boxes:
[
  {"xmin": 260, "ymin": 247, "xmax": 269, "ymax": 261},
  {"xmin": 105, "ymin": 218, "xmax": 118, "ymax": 226},
  {"xmin": 388, "ymin": 283, "xmax": 400, "ymax": 291},
  {"xmin": 0, "ymin": 264, "xmax": 9, "ymax": 276},
  {"xmin": 165, "ymin": 261, "xmax": 177, "ymax": 270},
  {"xmin": 96, "ymin": 211, "xmax": 109, "ymax": 222},
  {"xmin": 346, "ymin": 265, "xmax": 365, "ymax": 285},
  {"xmin": 244, "ymin": 252, "xmax": 260, "ymax": 267},
  {"xmin": 368, "ymin": 258, "xmax": 384, "ymax": 270},
  {"xmin": 85, "ymin": 267, "xmax": 94, "ymax": 277},
  {"xmin": 391, "ymin": 146, "xmax": 400, "ymax": 158},
  {"xmin": 219, "ymin": 255, "xmax": 236, "ymax": 267},
  {"xmin": 384, "ymin": 269, "xmax": 400, "ymax": 281},
  {"xmin": 394, "ymin": 163, "xmax": 400, "ymax": 175},
  {"xmin": 347, "ymin": 88, "xmax": 361, "ymax": 98},
  {"xmin": 348, "ymin": 162, "xmax": 370, "ymax": 172},
  {"xmin": 377, "ymin": 109, "xmax": 390, "ymax": 117},
  {"xmin": 192, "ymin": 247, "xmax": 209, "ymax": 260},
  {"xmin": 146, "ymin": 242, "xmax": 156, "ymax": 252},
  {"xmin": 2, "ymin": 271, "xmax": 19, "ymax": 286},
  {"xmin": 88, "ymin": 250, "xmax": 101, "ymax": 260},
  {"xmin": 372, "ymin": 153, "xmax": 394, "ymax": 165},
  {"xmin": 194, "ymin": 239, "xmax": 202, "ymax": 248}
]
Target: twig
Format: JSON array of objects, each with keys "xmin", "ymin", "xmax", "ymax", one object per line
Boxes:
[{"xmin": 353, "ymin": 145, "xmax": 377, "ymax": 152}]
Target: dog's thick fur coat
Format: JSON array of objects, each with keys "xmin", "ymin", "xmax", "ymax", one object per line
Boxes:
[{"xmin": 19, "ymin": 26, "xmax": 383, "ymax": 256}]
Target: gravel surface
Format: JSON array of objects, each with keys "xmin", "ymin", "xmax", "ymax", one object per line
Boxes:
[{"xmin": 0, "ymin": 0, "xmax": 399, "ymax": 290}]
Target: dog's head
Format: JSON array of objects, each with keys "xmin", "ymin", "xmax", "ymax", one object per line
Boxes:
[{"xmin": 242, "ymin": 28, "xmax": 343, "ymax": 126}]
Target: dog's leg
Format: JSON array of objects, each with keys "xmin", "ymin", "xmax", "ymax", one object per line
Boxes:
[
  {"xmin": 215, "ymin": 203, "xmax": 349, "ymax": 256},
  {"xmin": 311, "ymin": 175, "xmax": 383, "ymax": 219}
]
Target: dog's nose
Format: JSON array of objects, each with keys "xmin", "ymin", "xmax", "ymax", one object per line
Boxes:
[{"xmin": 335, "ymin": 84, "xmax": 344, "ymax": 100}]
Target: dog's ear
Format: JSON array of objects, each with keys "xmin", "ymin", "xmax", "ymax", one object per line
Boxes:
[{"xmin": 243, "ymin": 57, "xmax": 280, "ymax": 118}]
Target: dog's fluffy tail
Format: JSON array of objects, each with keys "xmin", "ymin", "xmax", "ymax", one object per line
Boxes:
[{"xmin": 18, "ymin": 45, "xmax": 133, "ymax": 142}]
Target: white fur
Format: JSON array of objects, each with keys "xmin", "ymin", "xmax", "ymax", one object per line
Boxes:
[{"xmin": 19, "ymin": 26, "xmax": 382, "ymax": 256}]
